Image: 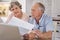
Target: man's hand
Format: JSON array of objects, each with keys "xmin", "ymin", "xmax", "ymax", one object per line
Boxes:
[
  {"xmin": 27, "ymin": 30, "xmax": 52, "ymax": 40},
  {"xmin": 28, "ymin": 30, "xmax": 43, "ymax": 39},
  {"xmin": 28, "ymin": 31, "xmax": 36, "ymax": 40},
  {"xmin": 32, "ymin": 30, "xmax": 52, "ymax": 38},
  {"xmin": 23, "ymin": 31, "xmax": 36, "ymax": 40},
  {"xmin": 32, "ymin": 30, "xmax": 43, "ymax": 38}
]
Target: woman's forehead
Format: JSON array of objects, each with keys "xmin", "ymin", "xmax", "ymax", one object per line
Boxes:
[{"xmin": 11, "ymin": 5, "xmax": 19, "ymax": 9}]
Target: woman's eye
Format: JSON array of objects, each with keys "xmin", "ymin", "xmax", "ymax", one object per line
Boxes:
[{"xmin": 11, "ymin": 9, "xmax": 14, "ymax": 11}]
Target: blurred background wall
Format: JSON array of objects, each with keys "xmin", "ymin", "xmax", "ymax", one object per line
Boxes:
[{"xmin": 0, "ymin": 0, "xmax": 60, "ymax": 22}]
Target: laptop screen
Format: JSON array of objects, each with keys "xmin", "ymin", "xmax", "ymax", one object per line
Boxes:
[{"xmin": 0, "ymin": 24, "xmax": 22, "ymax": 40}]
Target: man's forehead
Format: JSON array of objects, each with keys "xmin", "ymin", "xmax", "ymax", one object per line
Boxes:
[{"xmin": 32, "ymin": 3, "xmax": 40, "ymax": 9}]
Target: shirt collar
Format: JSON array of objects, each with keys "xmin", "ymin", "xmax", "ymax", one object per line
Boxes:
[
  {"xmin": 33, "ymin": 13, "xmax": 45, "ymax": 25},
  {"xmin": 39, "ymin": 13, "xmax": 45, "ymax": 23}
]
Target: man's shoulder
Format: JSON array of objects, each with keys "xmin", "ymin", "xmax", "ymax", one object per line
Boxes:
[{"xmin": 43, "ymin": 13, "xmax": 52, "ymax": 20}]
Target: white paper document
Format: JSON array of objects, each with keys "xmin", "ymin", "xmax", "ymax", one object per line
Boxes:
[{"xmin": 8, "ymin": 17, "xmax": 34, "ymax": 35}]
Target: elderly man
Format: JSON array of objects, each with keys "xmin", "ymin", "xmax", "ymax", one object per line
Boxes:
[{"xmin": 23, "ymin": 2, "xmax": 54, "ymax": 40}]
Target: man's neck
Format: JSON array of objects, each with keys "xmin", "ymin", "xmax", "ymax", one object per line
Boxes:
[{"xmin": 35, "ymin": 15, "xmax": 42, "ymax": 24}]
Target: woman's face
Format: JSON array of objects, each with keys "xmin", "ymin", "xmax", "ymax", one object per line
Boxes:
[{"xmin": 10, "ymin": 5, "xmax": 22, "ymax": 17}]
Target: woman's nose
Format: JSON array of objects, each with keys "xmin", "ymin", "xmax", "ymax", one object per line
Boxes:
[{"xmin": 13, "ymin": 9, "xmax": 17, "ymax": 13}]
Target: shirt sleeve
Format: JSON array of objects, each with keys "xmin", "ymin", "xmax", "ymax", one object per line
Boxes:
[{"xmin": 46, "ymin": 17, "xmax": 54, "ymax": 32}]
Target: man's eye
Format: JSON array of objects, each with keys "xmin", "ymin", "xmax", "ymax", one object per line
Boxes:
[
  {"xmin": 15, "ymin": 7, "xmax": 18, "ymax": 9},
  {"xmin": 32, "ymin": 9, "xmax": 35, "ymax": 11}
]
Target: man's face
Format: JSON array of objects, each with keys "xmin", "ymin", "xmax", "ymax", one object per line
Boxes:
[{"xmin": 31, "ymin": 4, "xmax": 42, "ymax": 18}]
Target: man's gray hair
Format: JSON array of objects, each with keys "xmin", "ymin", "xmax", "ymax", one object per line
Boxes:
[{"xmin": 37, "ymin": 2, "xmax": 45, "ymax": 13}]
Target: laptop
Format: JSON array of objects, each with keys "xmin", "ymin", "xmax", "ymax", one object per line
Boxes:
[
  {"xmin": 0, "ymin": 24, "xmax": 22, "ymax": 40},
  {"xmin": 0, "ymin": 18, "xmax": 3, "ymax": 23}
]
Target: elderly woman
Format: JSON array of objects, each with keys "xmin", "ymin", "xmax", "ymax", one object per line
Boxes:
[{"xmin": 6, "ymin": 1, "xmax": 29, "ymax": 23}]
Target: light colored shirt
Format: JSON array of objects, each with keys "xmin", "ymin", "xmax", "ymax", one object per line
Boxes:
[
  {"xmin": 29, "ymin": 13, "xmax": 54, "ymax": 32},
  {"xmin": 21, "ymin": 13, "xmax": 29, "ymax": 22}
]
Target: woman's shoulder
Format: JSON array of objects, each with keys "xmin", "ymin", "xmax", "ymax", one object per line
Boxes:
[
  {"xmin": 22, "ymin": 12, "xmax": 27, "ymax": 16},
  {"xmin": 22, "ymin": 13, "xmax": 29, "ymax": 22}
]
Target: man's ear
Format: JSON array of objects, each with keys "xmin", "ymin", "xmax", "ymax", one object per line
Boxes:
[
  {"xmin": 40, "ymin": 10, "xmax": 43, "ymax": 13},
  {"xmin": 38, "ymin": 8, "xmax": 43, "ymax": 13}
]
